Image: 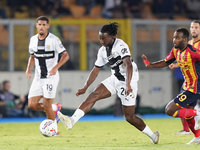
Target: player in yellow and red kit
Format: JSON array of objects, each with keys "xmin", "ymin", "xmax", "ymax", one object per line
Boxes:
[
  {"xmin": 169, "ymin": 20, "xmax": 200, "ymax": 135},
  {"xmin": 142, "ymin": 27, "xmax": 200, "ymax": 144}
]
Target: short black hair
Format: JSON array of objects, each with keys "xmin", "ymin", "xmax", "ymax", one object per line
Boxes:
[
  {"xmin": 36, "ymin": 16, "xmax": 49, "ymax": 23},
  {"xmin": 2, "ymin": 80, "xmax": 10, "ymax": 85},
  {"xmin": 176, "ymin": 27, "xmax": 189, "ymax": 39},
  {"xmin": 100, "ymin": 22, "xmax": 118, "ymax": 36},
  {"xmin": 192, "ymin": 20, "xmax": 200, "ymax": 25}
]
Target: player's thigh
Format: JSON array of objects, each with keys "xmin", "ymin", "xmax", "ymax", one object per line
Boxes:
[
  {"xmin": 101, "ymin": 75, "xmax": 116, "ymax": 96},
  {"xmin": 43, "ymin": 97, "xmax": 54, "ymax": 108},
  {"xmin": 28, "ymin": 96, "xmax": 43, "ymax": 106},
  {"xmin": 90, "ymin": 83, "xmax": 111, "ymax": 100}
]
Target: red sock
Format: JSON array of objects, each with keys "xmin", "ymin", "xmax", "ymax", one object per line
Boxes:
[
  {"xmin": 181, "ymin": 118, "xmax": 189, "ymax": 132},
  {"xmin": 186, "ymin": 118, "xmax": 200, "ymax": 137},
  {"xmin": 172, "ymin": 108, "xmax": 197, "ymax": 118}
]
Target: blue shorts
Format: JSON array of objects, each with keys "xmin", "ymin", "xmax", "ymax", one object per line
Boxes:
[{"xmin": 174, "ymin": 90, "xmax": 200, "ymax": 107}]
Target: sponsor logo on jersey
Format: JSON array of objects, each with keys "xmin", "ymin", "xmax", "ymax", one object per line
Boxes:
[
  {"xmin": 110, "ymin": 59, "xmax": 122, "ymax": 68},
  {"xmin": 34, "ymin": 51, "xmax": 55, "ymax": 59},
  {"xmin": 108, "ymin": 55, "xmax": 114, "ymax": 60}
]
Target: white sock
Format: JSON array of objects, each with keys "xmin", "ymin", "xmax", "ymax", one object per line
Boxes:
[
  {"xmin": 71, "ymin": 109, "xmax": 85, "ymax": 126},
  {"xmin": 142, "ymin": 125, "xmax": 155, "ymax": 140},
  {"xmin": 52, "ymin": 104, "xmax": 57, "ymax": 111}
]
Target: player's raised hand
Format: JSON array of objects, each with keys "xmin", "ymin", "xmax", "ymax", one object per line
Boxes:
[
  {"xmin": 76, "ymin": 87, "xmax": 87, "ymax": 97},
  {"xmin": 141, "ymin": 54, "xmax": 150, "ymax": 67},
  {"xmin": 26, "ymin": 70, "xmax": 32, "ymax": 79}
]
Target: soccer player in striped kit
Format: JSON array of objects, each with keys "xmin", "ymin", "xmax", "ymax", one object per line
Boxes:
[
  {"xmin": 58, "ymin": 22, "xmax": 160, "ymax": 144},
  {"xmin": 26, "ymin": 16, "xmax": 69, "ymax": 135},
  {"xmin": 142, "ymin": 27, "xmax": 200, "ymax": 144},
  {"xmin": 169, "ymin": 20, "xmax": 200, "ymax": 136}
]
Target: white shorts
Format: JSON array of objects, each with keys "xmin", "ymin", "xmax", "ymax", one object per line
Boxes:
[
  {"xmin": 102, "ymin": 74, "xmax": 138, "ymax": 106},
  {"xmin": 28, "ymin": 73, "xmax": 59, "ymax": 99}
]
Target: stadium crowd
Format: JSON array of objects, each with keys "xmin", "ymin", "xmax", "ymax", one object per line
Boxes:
[{"xmin": 0, "ymin": 0, "xmax": 199, "ymax": 20}]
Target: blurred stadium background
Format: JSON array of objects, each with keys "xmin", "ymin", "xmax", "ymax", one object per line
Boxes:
[{"xmin": 0, "ymin": 0, "xmax": 195, "ymax": 115}]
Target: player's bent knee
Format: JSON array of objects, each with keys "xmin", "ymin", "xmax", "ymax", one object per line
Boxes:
[
  {"xmin": 28, "ymin": 100, "xmax": 37, "ymax": 110},
  {"xmin": 28, "ymin": 102, "xmax": 36, "ymax": 110},
  {"xmin": 165, "ymin": 107, "xmax": 174, "ymax": 116}
]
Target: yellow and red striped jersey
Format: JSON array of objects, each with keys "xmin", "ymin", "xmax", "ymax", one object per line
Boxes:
[
  {"xmin": 188, "ymin": 39, "xmax": 200, "ymax": 49},
  {"xmin": 165, "ymin": 44, "xmax": 200, "ymax": 94}
]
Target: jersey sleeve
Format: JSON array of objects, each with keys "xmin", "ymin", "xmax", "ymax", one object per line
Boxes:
[
  {"xmin": 55, "ymin": 37, "xmax": 66, "ymax": 53},
  {"xmin": 165, "ymin": 48, "xmax": 176, "ymax": 65},
  {"xmin": 119, "ymin": 43, "xmax": 131, "ymax": 59},
  {"xmin": 28, "ymin": 37, "xmax": 34, "ymax": 55},
  {"xmin": 94, "ymin": 48, "xmax": 107, "ymax": 68}
]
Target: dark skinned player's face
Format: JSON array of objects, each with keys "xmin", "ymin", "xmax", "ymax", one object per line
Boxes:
[
  {"xmin": 173, "ymin": 31, "xmax": 186, "ymax": 49},
  {"xmin": 98, "ymin": 32, "xmax": 114, "ymax": 47}
]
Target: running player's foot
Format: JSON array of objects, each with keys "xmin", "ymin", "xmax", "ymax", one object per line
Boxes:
[
  {"xmin": 151, "ymin": 131, "xmax": 160, "ymax": 144},
  {"xmin": 54, "ymin": 103, "xmax": 61, "ymax": 123},
  {"xmin": 173, "ymin": 130, "xmax": 191, "ymax": 135},
  {"xmin": 194, "ymin": 109, "xmax": 200, "ymax": 130},
  {"xmin": 186, "ymin": 136, "xmax": 200, "ymax": 144},
  {"xmin": 57, "ymin": 111, "xmax": 73, "ymax": 130}
]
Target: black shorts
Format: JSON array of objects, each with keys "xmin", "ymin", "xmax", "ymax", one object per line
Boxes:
[{"xmin": 174, "ymin": 90, "xmax": 200, "ymax": 107}]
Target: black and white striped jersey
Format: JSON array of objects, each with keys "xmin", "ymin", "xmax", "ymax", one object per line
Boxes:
[
  {"xmin": 29, "ymin": 32, "xmax": 66, "ymax": 79},
  {"xmin": 95, "ymin": 38, "xmax": 139, "ymax": 81}
]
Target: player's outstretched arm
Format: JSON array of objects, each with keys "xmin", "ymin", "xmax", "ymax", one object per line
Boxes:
[
  {"xmin": 141, "ymin": 54, "xmax": 168, "ymax": 68},
  {"xmin": 76, "ymin": 66, "xmax": 100, "ymax": 97}
]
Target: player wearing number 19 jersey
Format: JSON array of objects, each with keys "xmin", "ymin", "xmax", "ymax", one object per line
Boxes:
[
  {"xmin": 26, "ymin": 16, "xmax": 69, "ymax": 134},
  {"xmin": 170, "ymin": 21, "xmax": 200, "ymax": 136}
]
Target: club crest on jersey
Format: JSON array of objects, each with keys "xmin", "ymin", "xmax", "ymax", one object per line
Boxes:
[
  {"xmin": 121, "ymin": 48, "xmax": 128, "ymax": 54},
  {"xmin": 46, "ymin": 45, "xmax": 50, "ymax": 50},
  {"xmin": 182, "ymin": 56, "xmax": 185, "ymax": 60},
  {"xmin": 112, "ymin": 52, "xmax": 115, "ymax": 56}
]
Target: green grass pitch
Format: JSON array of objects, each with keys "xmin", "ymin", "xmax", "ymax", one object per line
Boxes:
[{"xmin": 0, "ymin": 118, "xmax": 199, "ymax": 150}]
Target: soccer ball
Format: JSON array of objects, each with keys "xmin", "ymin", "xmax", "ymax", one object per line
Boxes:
[{"xmin": 39, "ymin": 119, "xmax": 57, "ymax": 137}]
